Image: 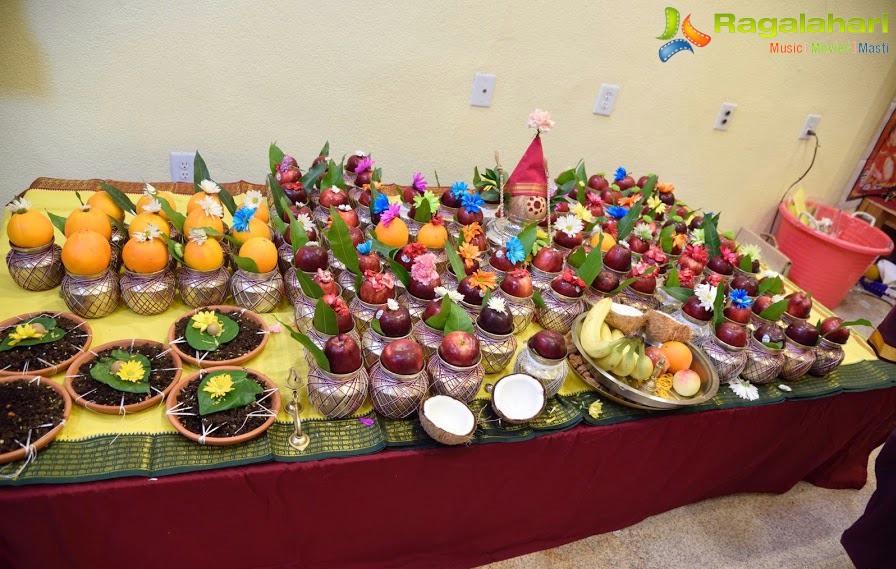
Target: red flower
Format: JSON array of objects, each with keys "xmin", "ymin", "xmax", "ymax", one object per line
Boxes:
[
  {"xmin": 685, "ymin": 244, "xmax": 708, "ymax": 264},
  {"xmin": 560, "ymin": 268, "xmax": 586, "ymax": 288},
  {"xmin": 720, "ymin": 246, "xmax": 738, "ymax": 265},
  {"xmin": 323, "ymin": 294, "xmax": 350, "ymax": 316}
]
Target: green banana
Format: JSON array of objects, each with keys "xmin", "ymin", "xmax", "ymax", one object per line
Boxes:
[
  {"xmin": 630, "ymin": 342, "xmax": 654, "ymax": 382},
  {"xmin": 599, "ymin": 340, "xmax": 628, "ymax": 371},
  {"xmin": 612, "ymin": 343, "xmax": 638, "ymax": 377}
]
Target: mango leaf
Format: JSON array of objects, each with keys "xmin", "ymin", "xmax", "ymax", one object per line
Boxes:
[
  {"xmin": 107, "ymin": 214, "xmax": 128, "ymax": 237},
  {"xmin": 640, "ymin": 174, "xmax": 657, "ymax": 204},
  {"xmin": 89, "ymin": 351, "xmax": 151, "ymax": 394},
  {"xmin": 371, "ymin": 167, "xmax": 382, "ymax": 183},
  {"xmin": 575, "ymin": 162, "xmax": 588, "ymax": 205},
  {"xmin": 660, "ymin": 286, "xmax": 694, "ymax": 303},
  {"xmin": 185, "ymin": 312, "xmax": 240, "ymax": 351},
  {"xmin": 98, "ymin": 182, "xmax": 137, "ymax": 215},
  {"xmin": 659, "ymin": 224, "xmax": 675, "ymax": 254},
  {"xmin": 424, "ymin": 295, "xmax": 453, "ymax": 330},
  {"xmin": 616, "ymin": 200, "xmax": 644, "ymax": 241},
  {"xmin": 446, "ymin": 239, "xmax": 467, "ymax": 281},
  {"xmin": 566, "ymin": 246, "xmax": 587, "ymax": 269},
  {"xmin": 444, "ymin": 303, "xmax": 474, "ymax": 335},
  {"xmin": 269, "ymin": 143, "xmax": 285, "ymax": 176},
  {"xmin": 301, "ymin": 160, "xmax": 328, "ymax": 191},
  {"xmin": 194, "ymin": 152, "xmax": 236, "ymax": 215},
  {"xmin": 386, "ymin": 257, "xmax": 411, "ymax": 288},
  {"xmin": 270, "ymin": 210, "xmax": 288, "ymax": 236},
  {"xmin": 840, "ymin": 318, "xmax": 873, "ymax": 328},
  {"xmin": 319, "ymin": 141, "xmax": 330, "ymax": 157},
  {"xmin": 295, "ymin": 268, "xmax": 324, "ymax": 299},
  {"xmin": 759, "ymin": 298, "xmax": 790, "ymax": 322},
  {"xmin": 532, "ymin": 289, "xmax": 547, "ymax": 310},
  {"xmin": 758, "ymin": 276, "xmax": 784, "ymax": 296},
  {"xmin": 666, "ymin": 266, "xmax": 680, "ymax": 288},
  {"xmin": 318, "ymin": 159, "xmax": 346, "ymax": 190},
  {"xmin": 158, "ymin": 199, "xmax": 186, "ymax": 234},
  {"xmin": 516, "ymin": 222, "xmax": 539, "ymax": 256},
  {"xmin": 164, "ymin": 235, "xmax": 185, "ymax": 263},
  {"xmin": 47, "ymin": 212, "xmax": 67, "ymax": 235},
  {"xmin": 609, "ymin": 277, "xmax": 638, "ymax": 295},
  {"xmin": 712, "ymin": 284, "xmax": 726, "ymax": 328},
  {"xmin": 289, "ymin": 217, "xmax": 308, "ymax": 255},
  {"xmin": 269, "ymin": 174, "xmax": 287, "ymax": 221},
  {"xmin": 198, "ymin": 369, "xmax": 263, "ymax": 416},
  {"xmin": 313, "ymin": 298, "xmax": 340, "ymax": 336},
  {"xmin": 230, "ymin": 255, "xmax": 260, "ymax": 273},
  {"xmin": 0, "ymin": 316, "xmax": 66, "ymax": 352},
  {"xmin": 327, "ymin": 207, "xmax": 360, "ymax": 275},
  {"xmin": 279, "ymin": 319, "xmax": 330, "ymax": 372},
  {"xmin": 701, "ymin": 213, "xmax": 721, "ymax": 257},
  {"xmin": 370, "ymin": 318, "xmax": 384, "ymax": 336},
  {"xmin": 370, "ymin": 238, "xmax": 398, "ymax": 258},
  {"xmin": 738, "ymin": 254, "xmax": 753, "ymax": 272},
  {"xmin": 413, "ymin": 198, "xmax": 431, "ymax": 223},
  {"xmin": 575, "ymin": 243, "xmax": 605, "ymax": 287}
]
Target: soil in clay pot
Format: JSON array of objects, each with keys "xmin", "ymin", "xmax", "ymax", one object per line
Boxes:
[
  {"xmin": 173, "ymin": 311, "xmax": 263, "ymax": 362},
  {"xmin": 174, "ymin": 373, "xmax": 269, "ymax": 438},
  {"xmin": 0, "ymin": 379, "xmax": 65, "ymax": 454},
  {"xmin": 70, "ymin": 345, "xmax": 178, "ymax": 407},
  {"xmin": 0, "ymin": 314, "xmax": 89, "ymax": 374}
]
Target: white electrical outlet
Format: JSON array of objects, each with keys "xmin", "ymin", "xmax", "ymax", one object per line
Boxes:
[
  {"xmin": 170, "ymin": 152, "xmax": 196, "ymax": 182},
  {"xmin": 713, "ymin": 102, "xmax": 737, "ymax": 131},
  {"xmin": 592, "ymin": 84, "xmax": 620, "ymax": 116},
  {"xmin": 799, "ymin": 114, "xmax": 822, "ymax": 139},
  {"xmin": 469, "ymin": 73, "xmax": 496, "ymax": 107}
]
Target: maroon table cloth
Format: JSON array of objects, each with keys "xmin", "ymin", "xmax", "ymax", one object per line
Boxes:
[{"xmin": 2, "ymin": 388, "xmax": 895, "ymax": 569}]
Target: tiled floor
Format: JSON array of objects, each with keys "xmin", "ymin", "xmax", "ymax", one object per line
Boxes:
[{"xmin": 480, "ymin": 288, "xmax": 892, "ymax": 569}]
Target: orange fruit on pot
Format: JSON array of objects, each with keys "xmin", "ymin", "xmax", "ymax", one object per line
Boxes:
[
  {"xmin": 417, "ymin": 219, "xmax": 448, "ymax": 248},
  {"xmin": 183, "ymin": 209, "xmax": 224, "ymax": 237},
  {"xmin": 238, "ymin": 237, "xmax": 277, "ymax": 273},
  {"xmin": 659, "ymin": 341, "xmax": 693, "ymax": 373},
  {"xmin": 184, "ymin": 236, "xmax": 224, "ymax": 271},
  {"xmin": 187, "ymin": 192, "xmax": 222, "ymax": 215},
  {"xmin": 230, "ymin": 217, "xmax": 271, "ymax": 246},
  {"xmin": 136, "ymin": 188, "xmax": 176, "ymax": 220},
  {"xmin": 129, "ymin": 212, "xmax": 171, "ymax": 238},
  {"xmin": 65, "ymin": 205, "xmax": 112, "ymax": 240},
  {"xmin": 86, "ymin": 191, "xmax": 124, "ymax": 222},
  {"xmin": 61, "ymin": 229, "xmax": 112, "ymax": 275},
  {"xmin": 122, "ymin": 235, "xmax": 168, "ymax": 274},
  {"xmin": 238, "ymin": 191, "xmax": 269, "ymax": 223},
  {"xmin": 591, "ymin": 232, "xmax": 616, "ymax": 252},
  {"xmin": 6, "ymin": 199, "xmax": 54, "ymax": 248},
  {"xmin": 375, "ymin": 218, "xmax": 409, "ymax": 248}
]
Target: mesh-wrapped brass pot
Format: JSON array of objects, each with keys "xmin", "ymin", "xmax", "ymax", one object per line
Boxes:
[
  {"xmin": 514, "ymin": 341, "xmax": 568, "ymax": 398},
  {"xmin": 427, "ymin": 353, "xmax": 485, "ymax": 403},
  {"xmin": 349, "ymin": 297, "xmax": 387, "ymax": 336},
  {"xmin": 61, "ymin": 269, "xmax": 120, "ymax": 319},
  {"xmin": 654, "ymin": 287, "xmax": 683, "ymax": 314},
  {"xmin": 369, "ymin": 361, "xmax": 429, "ymax": 419},
  {"xmin": 231, "ymin": 268, "xmax": 283, "ymax": 313},
  {"xmin": 337, "ymin": 269, "xmax": 357, "ymax": 301},
  {"xmin": 474, "ymin": 325, "xmax": 518, "ymax": 374},
  {"xmin": 413, "ymin": 320, "xmax": 445, "ymax": 359},
  {"xmin": 536, "ymin": 289, "xmax": 585, "ymax": 335},
  {"xmin": 809, "ymin": 337, "xmax": 845, "ymax": 377},
  {"xmin": 307, "ymin": 364, "xmax": 369, "ymax": 419},
  {"xmin": 277, "ymin": 242, "xmax": 293, "ymax": 274},
  {"xmin": 780, "ymin": 339, "xmax": 817, "ymax": 380},
  {"xmin": 619, "ymin": 287, "xmax": 659, "ymax": 312},
  {"xmin": 361, "ymin": 327, "xmax": 412, "ymax": 369},
  {"xmin": 672, "ymin": 309, "xmax": 712, "ymax": 343},
  {"xmin": 741, "ymin": 337, "xmax": 785, "ymax": 385},
  {"xmin": 120, "ymin": 269, "xmax": 175, "ymax": 315},
  {"xmin": 498, "ymin": 289, "xmax": 535, "ymax": 334},
  {"xmin": 283, "ymin": 266, "xmax": 301, "ymax": 305},
  {"xmin": 5, "ymin": 240, "xmax": 63, "ymax": 291},
  {"xmin": 303, "ymin": 324, "xmax": 362, "ymax": 368},
  {"xmin": 701, "ymin": 334, "xmax": 748, "ymax": 380},
  {"xmin": 530, "ymin": 266, "xmax": 560, "ymax": 292},
  {"xmin": 176, "ymin": 265, "xmax": 230, "ymax": 308}
]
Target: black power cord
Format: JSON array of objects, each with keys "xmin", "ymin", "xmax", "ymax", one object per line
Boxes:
[{"xmin": 769, "ymin": 130, "xmax": 820, "ymax": 233}]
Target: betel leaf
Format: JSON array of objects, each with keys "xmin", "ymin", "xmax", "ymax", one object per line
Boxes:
[
  {"xmin": 758, "ymin": 276, "xmax": 784, "ymax": 296},
  {"xmin": 47, "ymin": 212, "xmax": 67, "ymax": 235},
  {"xmin": 738, "ymin": 254, "xmax": 753, "ymax": 272},
  {"xmin": 230, "ymin": 254, "xmax": 260, "ymax": 273},
  {"xmin": 712, "ymin": 283, "xmax": 726, "ymax": 328},
  {"xmin": 386, "ymin": 257, "xmax": 411, "ymax": 288},
  {"xmin": 701, "ymin": 213, "xmax": 721, "ymax": 257},
  {"xmin": 444, "ymin": 303, "xmax": 474, "ymax": 335},
  {"xmin": 576, "ymin": 237, "xmax": 604, "ymax": 285},
  {"xmin": 158, "ymin": 199, "xmax": 186, "ymax": 234},
  {"xmin": 269, "ymin": 174, "xmax": 287, "ymax": 221},
  {"xmin": 660, "ymin": 286, "xmax": 695, "ymax": 303},
  {"xmin": 0, "ymin": 316, "xmax": 66, "ymax": 352},
  {"xmin": 616, "ymin": 201, "xmax": 643, "ymax": 241},
  {"xmin": 446, "ymin": 239, "xmax": 467, "ymax": 281},
  {"xmin": 197, "ymin": 369, "xmax": 263, "ymax": 416},
  {"xmin": 98, "ymin": 182, "xmax": 137, "ymax": 215},
  {"xmin": 516, "ymin": 222, "xmax": 539, "ymax": 256},
  {"xmin": 532, "ymin": 289, "xmax": 547, "ymax": 310},
  {"xmin": 295, "ymin": 268, "xmax": 324, "ymax": 299},
  {"xmin": 666, "ymin": 266, "xmax": 680, "ymax": 288},
  {"xmin": 424, "ymin": 295, "xmax": 453, "ymax": 330},
  {"xmin": 184, "ymin": 312, "xmax": 240, "ymax": 352},
  {"xmin": 609, "ymin": 277, "xmax": 638, "ymax": 295},
  {"xmin": 269, "ymin": 143, "xmax": 285, "ymax": 176},
  {"xmin": 413, "ymin": 198, "xmax": 431, "ymax": 223},
  {"xmin": 88, "ymin": 350, "xmax": 151, "ymax": 394},
  {"xmin": 759, "ymin": 298, "xmax": 790, "ymax": 322},
  {"xmin": 327, "ymin": 207, "xmax": 360, "ymax": 275},
  {"xmin": 566, "ymin": 246, "xmax": 587, "ymax": 269},
  {"xmin": 313, "ymin": 297, "xmax": 340, "ymax": 336},
  {"xmin": 279, "ymin": 319, "xmax": 330, "ymax": 372}
]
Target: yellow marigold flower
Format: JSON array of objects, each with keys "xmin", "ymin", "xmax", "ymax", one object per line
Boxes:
[
  {"xmin": 203, "ymin": 374, "xmax": 234, "ymax": 400},
  {"xmin": 571, "ymin": 203, "xmax": 594, "ymax": 223},
  {"xmin": 458, "ymin": 243, "xmax": 481, "ymax": 268},
  {"xmin": 191, "ymin": 311, "xmax": 223, "ymax": 335},
  {"xmin": 116, "ymin": 360, "xmax": 145, "ymax": 382},
  {"xmin": 468, "ymin": 270, "xmax": 497, "ymax": 292},
  {"xmin": 7, "ymin": 323, "xmax": 46, "ymax": 347}
]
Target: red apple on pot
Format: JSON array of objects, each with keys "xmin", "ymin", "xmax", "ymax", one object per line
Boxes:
[
  {"xmin": 529, "ymin": 329, "xmax": 566, "ymax": 360},
  {"xmin": 603, "ymin": 244, "xmax": 632, "ymax": 273},
  {"xmin": 785, "ymin": 292, "xmax": 813, "ymax": 319},
  {"xmin": 532, "ymin": 247, "xmax": 564, "ymax": 273},
  {"xmin": 478, "ymin": 303, "xmax": 513, "ymax": 335},
  {"xmin": 820, "ymin": 317, "xmax": 850, "ymax": 344},
  {"xmin": 753, "ymin": 322, "xmax": 785, "ymax": 345},
  {"xmin": 785, "ymin": 319, "xmax": 819, "ymax": 347},
  {"xmin": 377, "ymin": 304, "xmax": 413, "ymax": 337},
  {"xmin": 323, "ymin": 294, "xmax": 354, "ymax": 334},
  {"xmin": 345, "ymin": 154, "xmax": 363, "ymax": 173},
  {"xmin": 456, "ymin": 206, "xmax": 484, "ymax": 226},
  {"xmin": 627, "ymin": 236, "xmax": 650, "ymax": 254},
  {"xmin": 313, "ymin": 269, "xmax": 338, "ymax": 296},
  {"xmin": 500, "ymin": 269, "xmax": 534, "ymax": 298},
  {"xmin": 752, "ymin": 295, "xmax": 774, "ymax": 317},
  {"xmin": 294, "ymin": 245, "xmax": 329, "ymax": 272},
  {"xmin": 683, "ymin": 295, "xmax": 713, "ymax": 321},
  {"xmin": 282, "ymin": 182, "xmax": 307, "ymax": 205},
  {"xmin": 319, "ymin": 187, "xmax": 348, "ymax": 208},
  {"xmin": 358, "ymin": 253, "xmax": 382, "ymax": 274},
  {"xmin": 457, "ymin": 277, "xmax": 484, "ymax": 305},
  {"xmin": 358, "ymin": 271, "xmax": 396, "ymax": 304},
  {"xmin": 716, "ymin": 322, "xmax": 748, "ymax": 347},
  {"xmin": 592, "ymin": 269, "xmax": 620, "ymax": 293},
  {"xmin": 706, "ymin": 255, "xmax": 733, "ymax": 276},
  {"xmin": 723, "ymin": 305, "xmax": 751, "ymax": 324},
  {"xmin": 588, "ymin": 174, "xmax": 609, "ymax": 192},
  {"xmin": 439, "ymin": 331, "xmax": 481, "ymax": 367},
  {"xmin": 423, "ymin": 298, "xmax": 443, "ymax": 321},
  {"xmin": 554, "ymin": 230, "xmax": 583, "ymax": 249},
  {"xmin": 407, "ymin": 276, "xmax": 440, "ymax": 300},
  {"xmin": 730, "ymin": 275, "xmax": 759, "ymax": 297},
  {"xmin": 490, "ymin": 247, "xmax": 524, "ymax": 272},
  {"xmin": 355, "ymin": 170, "xmax": 372, "ymax": 187},
  {"xmin": 381, "ymin": 339, "xmax": 425, "ymax": 375},
  {"xmin": 324, "ymin": 334, "xmax": 362, "ymax": 374}
]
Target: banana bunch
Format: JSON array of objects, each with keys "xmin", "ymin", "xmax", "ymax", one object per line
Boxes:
[{"xmin": 579, "ymin": 299, "xmax": 655, "ymax": 382}]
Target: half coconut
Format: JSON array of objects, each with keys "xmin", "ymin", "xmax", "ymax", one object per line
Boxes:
[
  {"xmin": 605, "ymin": 303, "xmax": 647, "ymax": 335},
  {"xmin": 490, "ymin": 373, "xmax": 546, "ymax": 424},
  {"xmin": 419, "ymin": 395, "xmax": 476, "ymax": 445}
]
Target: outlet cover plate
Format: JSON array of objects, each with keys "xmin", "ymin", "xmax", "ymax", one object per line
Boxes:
[
  {"xmin": 593, "ymin": 83, "xmax": 620, "ymax": 116},
  {"xmin": 799, "ymin": 114, "xmax": 822, "ymax": 139},
  {"xmin": 170, "ymin": 151, "xmax": 196, "ymax": 182},
  {"xmin": 713, "ymin": 102, "xmax": 737, "ymax": 131},
  {"xmin": 470, "ymin": 73, "xmax": 496, "ymax": 107}
]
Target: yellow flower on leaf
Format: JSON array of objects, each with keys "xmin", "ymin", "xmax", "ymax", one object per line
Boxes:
[
  {"xmin": 116, "ymin": 360, "xmax": 146, "ymax": 383},
  {"xmin": 191, "ymin": 311, "xmax": 223, "ymax": 335},
  {"xmin": 7, "ymin": 323, "xmax": 46, "ymax": 347},
  {"xmin": 203, "ymin": 374, "xmax": 234, "ymax": 401},
  {"xmin": 571, "ymin": 203, "xmax": 594, "ymax": 223}
]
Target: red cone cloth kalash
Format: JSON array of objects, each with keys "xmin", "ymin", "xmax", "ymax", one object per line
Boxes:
[{"xmin": 505, "ymin": 135, "xmax": 549, "ymax": 223}]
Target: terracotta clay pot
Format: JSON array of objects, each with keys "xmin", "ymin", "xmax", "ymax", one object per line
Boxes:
[
  {"xmin": 0, "ymin": 311, "xmax": 93, "ymax": 378},
  {"xmin": 165, "ymin": 366, "xmax": 281, "ymax": 447},
  {"xmin": 167, "ymin": 305, "xmax": 269, "ymax": 368},
  {"xmin": 64, "ymin": 339, "xmax": 183, "ymax": 415},
  {"xmin": 0, "ymin": 375, "xmax": 72, "ymax": 465}
]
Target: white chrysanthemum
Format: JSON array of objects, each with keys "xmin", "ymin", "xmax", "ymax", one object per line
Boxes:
[
  {"xmin": 689, "ymin": 228, "xmax": 705, "ymax": 246},
  {"xmin": 694, "ymin": 282, "xmax": 717, "ymax": 311},
  {"xmin": 556, "ymin": 214, "xmax": 583, "ymax": 238},
  {"xmin": 447, "ymin": 289, "xmax": 464, "ymax": 302},
  {"xmin": 199, "ymin": 179, "xmax": 221, "ymax": 195},
  {"xmin": 633, "ymin": 222, "xmax": 653, "ymax": 241},
  {"xmin": 762, "ymin": 269, "xmax": 780, "ymax": 280},
  {"xmin": 328, "ymin": 186, "xmax": 342, "ymax": 194},
  {"xmin": 729, "ymin": 378, "xmax": 759, "ymax": 401},
  {"xmin": 134, "ymin": 224, "xmax": 162, "ymax": 242},
  {"xmin": 5, "ymin": 197, "xmax": 31, "ymax": 212},
  {"xmin": 771, "ymin": 294, "xmax": 785, "ymax": 303},
  {"xmin": 295, "ymin": 213, "xmax": 314, "ymax": 232},
  {"xmin": 144, "ymin": 183, "xmax": 158, "ymax": 196},
  {"xmin": 188, "ymin": 228, "xmax": 208, "ymax": 245},
  {"xmin": 386, "ymin": 298, "xmax": 400, "ymax": 311},
  {"xmin": 198, "ymin": 195, "xmax": 224, "ymax": 218},
  {"xmin": 141, "ymin": 199, "xmax": 162, "ymax": 213},
  {"xmin": 487, "ymin": 296, "xmax": 507, "ymax": 314},
  {"xmin": 739, "ymin": 244, "xmax": 762, "ymax": 262},
  {"xmin": 244, "ymin": 190, "xmax": 264, "ymax": 209},
  {"xmin": 337, "ymin": 204, "xmax": 351, "ymax": 211}
]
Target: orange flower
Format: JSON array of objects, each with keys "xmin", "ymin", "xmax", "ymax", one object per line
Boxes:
[
  {"xmin": 618, "ymin": 195, "xmax": 638, "ymax": 208},
  {"xmin": 657, "ymin": 182, "xmax": 675, "ymax": 194},
  {"xmin": 673, "ymin": 233, "xmax": 688, "ymax": 249},
  {"xmin": 468, "ymin": 269, "xmax": 497, "ymax": 292},
  {"xmin": 458, "ymin": 243, "xmax": 481, "ymax": 268},
  {"xmin": 461, "ymin": 222, "xmax": 483, "ymax": 243}
]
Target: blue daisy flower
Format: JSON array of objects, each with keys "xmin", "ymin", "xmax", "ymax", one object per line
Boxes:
[
  {"xmin": 606, "ymin": 205, "xmax": 628, "ymax": 219},
  {"xmin": 505, "ymin": 237, "xmax": 526, "ymax": 264},
  {"xmin": 372, "ymin": 193, "xmax": 390, "ymax": 215},
  {"xmin": 614, "ymin": 167, "xmax": 627, "ymax": 182},
  {"xmin": 461, "ymin": 192, "xmax": 485, "ymax": 214},
  {"xmin": 232, "ymin": 206, "xmax": 256, "ymax": 232},
  {"xmin": 356, "ymin": 240, "xmax": 372, "ymax": 255},
  {"xmin": 450, "ymin": 181, "xmax": 469, "ymax": 200},
  {"xmin": 729, "ymin": 288, "xmax": 753, "ymax": 309}
]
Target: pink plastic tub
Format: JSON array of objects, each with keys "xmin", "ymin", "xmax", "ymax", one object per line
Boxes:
[{"xmin": 776, "ymin": 200, "xmax": 893, "ymax": 308}]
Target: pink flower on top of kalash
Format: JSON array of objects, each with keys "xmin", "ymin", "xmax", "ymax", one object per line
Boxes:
[
  {"xmin": 354, "ymin": 157, "xmax": 374, "ymax": 174},
  {"xmin": 410, "ymin": 253, "xmax": 439, "ymax": 286},
  {"xmin": 411, "ymin": 172, "xmax": 427, "ymax": 194},
  {"xmin": 380, "ymin": 203, "xmax": 401, "ymax": 226},
  {"xmin": 678, "ymin": 268, "xmax": 696, "ymax": 288},
  {"xmin": 685, "ymin": 244, "xmax": 708, "ymax": 264},
  {"xmin": 704, "ymin": 272, "xmax": 725, "ymax": 287},
  {"xmin": 644, "ymin": 245, "xmax": 667, "ymax": 264},
  {"xmin": 587, "ymin": 193, "xmax": 604, "ymax": 206},
  {"xmin": 720, "ymin": 246, "xmax": 738, "ymax": 265},
  {"xmin": 631, "ymin": 260, "xmax": 654, "ymax": 277}
]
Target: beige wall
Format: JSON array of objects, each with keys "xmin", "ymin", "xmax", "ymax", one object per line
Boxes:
[{"xmin": 1, "ymin": 0, "xmax": 895, "ymax": 233}]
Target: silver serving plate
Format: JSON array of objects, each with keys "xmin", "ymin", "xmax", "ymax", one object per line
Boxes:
[{"xmin": 571, "ymin": 314, "xmax": 720, "ymax": 410}]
